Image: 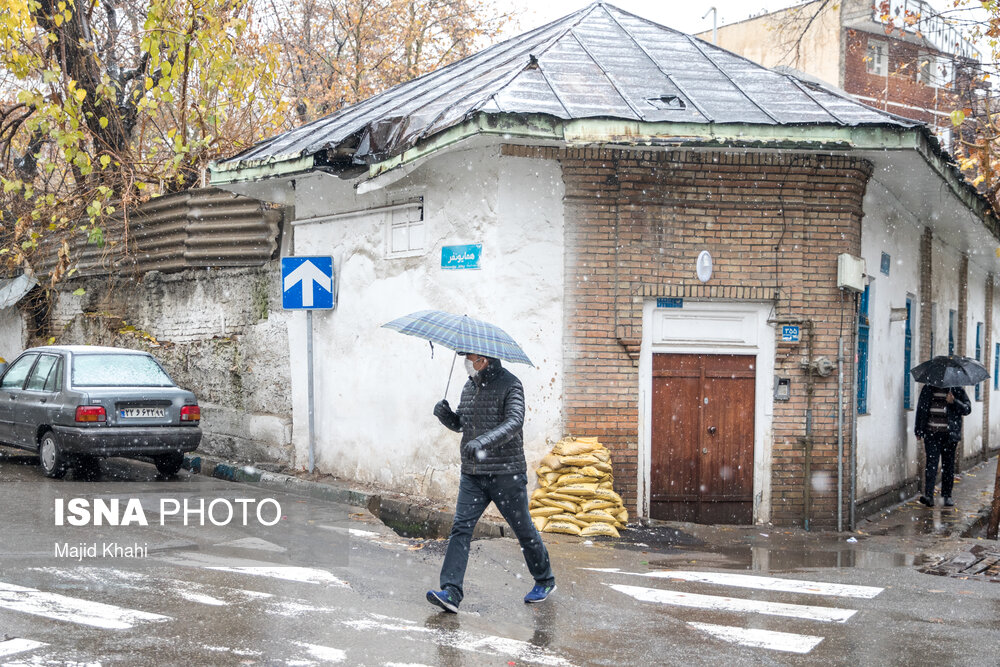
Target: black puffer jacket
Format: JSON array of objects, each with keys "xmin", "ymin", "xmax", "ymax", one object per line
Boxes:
[
  {"xmin": 435, "ymin": 360, "xmax": 527, "ymax": 475},
  {"xmin": 915, "ymin": 384, "xmax": 971, "ymax": 443}
]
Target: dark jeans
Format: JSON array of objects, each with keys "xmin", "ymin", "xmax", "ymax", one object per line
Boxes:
[
  {"xmin": 924, "ymin": 433, "xmax": 958, "ymax": 498},
  {"xmin": 440, "ymin": 472, "xmax": 554, "ymax": 603}
]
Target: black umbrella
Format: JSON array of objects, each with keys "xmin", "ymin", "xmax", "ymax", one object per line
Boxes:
[{"xmin": 910, "ymin": 355, "xmax": 989, "ymax": 387}]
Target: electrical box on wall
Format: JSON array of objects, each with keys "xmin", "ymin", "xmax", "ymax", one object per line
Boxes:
[{"xmin": 837, "ymin": 254, "xmax": 866, "ymax": 292}]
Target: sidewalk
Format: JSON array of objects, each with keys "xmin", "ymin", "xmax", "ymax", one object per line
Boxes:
[
  {"xmin": 857, "ymin": 454, "xmax": 997, "ymax": 540},
  {"xmin": 183, "ymin": 451, "xmax": 998, "ymax": 548}
]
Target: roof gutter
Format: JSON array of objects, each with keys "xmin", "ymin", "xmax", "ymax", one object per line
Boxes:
[{"xmin": 209, "ymin": 154, "xmax": 316, "ymax": 187}]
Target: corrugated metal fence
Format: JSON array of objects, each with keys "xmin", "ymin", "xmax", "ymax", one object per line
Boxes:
[{"xmin": 36, "ymin": 188, "xmax": 281, "ymax": 278}]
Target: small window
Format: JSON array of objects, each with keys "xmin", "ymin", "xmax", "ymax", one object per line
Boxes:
[
  {"xmin": 866, "ymin": 40, "xmax": 888, "ymax": 77},
  {"xmin": 857, "ymin": 284, "xmax": 871, "ymax": 414},
  {"xmin": 948, "ymin": 309, "xmax": 956, "ymax": 356},
  {"xmin": 0, "ymin": 353, "xmax": 38, "ymax": 390},
  {"xmin": 994, "ymin": 343, "xmax": 999, "ymax": 391},
  {"xmin": 24, "ymin": 355, "xmax": 58, "ymax": 391},
  {"xmin": 386, "ymin": 200, "xmax": 425, "ymax": 258},
  {"xmin": 904, "ymin": 297, "xmax": 913, "ymax": 409},
  {"xmin": 930, "ymin": 303, "xmax": 937, "ymax": 356},
  {"xmin": 975, "ymin": 322, "xmax": 983, "ymax": 401},
  {"xmin": 919, "ymin": 54, "xmax": 954, "ymax": 88}
]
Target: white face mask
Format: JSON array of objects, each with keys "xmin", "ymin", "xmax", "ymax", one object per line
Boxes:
[{"xmin": 464, "ymin": 358, "xmax": 477, "ymax": 377}]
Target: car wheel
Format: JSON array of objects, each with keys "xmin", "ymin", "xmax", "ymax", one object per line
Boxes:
[
  {"xmin": 154, "ymin": 452, "xmax": 184, "ymax": 477},
  {"xmin": 39, "ymin": 432, "xmax": 67, "ymax": 479}
]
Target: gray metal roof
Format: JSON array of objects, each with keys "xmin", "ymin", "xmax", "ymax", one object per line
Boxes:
[{"xmin": 217, "ymin": 2, "xmax": 918, "ymax": 171}]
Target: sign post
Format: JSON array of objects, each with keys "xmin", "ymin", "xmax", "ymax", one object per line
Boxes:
[{"xmin": 281, "ymin": 257, "xmax": 335, "ymax": 473}]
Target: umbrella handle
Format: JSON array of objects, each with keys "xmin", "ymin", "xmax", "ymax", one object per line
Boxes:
[{"xmin": 444, "ymin": 350, "xmax": 458, "ymax": 399}]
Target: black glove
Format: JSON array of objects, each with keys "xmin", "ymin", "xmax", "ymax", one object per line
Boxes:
[
  {"xmin": 433, "ymin": 399, "xmax": 452, "ymax": 420},
  {"xmin": 462, "ymin": 437, "xmax": 483, "ymax": 457}
]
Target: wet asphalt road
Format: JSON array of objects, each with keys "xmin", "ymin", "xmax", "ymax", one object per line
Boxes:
[{"xmin": 1, "ymin": 449, "xmax": 999, "ymax": 666}]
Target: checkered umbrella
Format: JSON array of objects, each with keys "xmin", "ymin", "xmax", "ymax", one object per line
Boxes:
[
  {"xmin": 382, "ymin": 310, "xmax": 533, "ymax": 365},
  {"xmin": 910, "ymin": 355, "xmax": 989, "ymax": 388}
]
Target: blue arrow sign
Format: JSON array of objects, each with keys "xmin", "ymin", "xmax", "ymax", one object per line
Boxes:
[{"xmin": 282, "ymin": 257, "xmax": 334, "ymax": 310}]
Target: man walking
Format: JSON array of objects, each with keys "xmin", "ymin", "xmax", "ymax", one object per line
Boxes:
[
  {"xmin": 914, "ymin": 384, "xmax": 971, "ymax": 507},
  {"xmin": 426, "ymin": 351, "xmax": 555, "ymax": 613}
]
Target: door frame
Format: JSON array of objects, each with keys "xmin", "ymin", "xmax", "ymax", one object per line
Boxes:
[{"xmin": 638, "ymin": 300, "xmax": 776, "ymax": 524}]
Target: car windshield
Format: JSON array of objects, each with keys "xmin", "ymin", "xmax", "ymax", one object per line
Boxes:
[{"xmin": 71, "ymin": 353, "xmax": 175, "ymax": 387}]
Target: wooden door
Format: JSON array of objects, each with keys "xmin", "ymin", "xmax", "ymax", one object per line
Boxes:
[{"xmin": 651, "ymin": 354, "xmax": 755, "ymax": 524}]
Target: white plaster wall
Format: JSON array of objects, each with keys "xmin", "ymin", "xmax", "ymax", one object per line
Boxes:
[
  {"xmin": 856, "ymin": 185, "xmax": 922, "ymax": 498},
  {"xmin": 965, "ymin": 263, "xmax": 987, "ymax": 460},
  {"xmin": 288, "ymin": 144, "xmax": 566, "ymax": 500},
  {"xmin": 0, "ymin": 307, "xmax": 25, "ymax": 361}
]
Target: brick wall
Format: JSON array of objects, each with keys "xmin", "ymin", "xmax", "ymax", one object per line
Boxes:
[
  {"xmin": 503, "ymin": 145, "xmax": 872, "ymax": 528},
  {"xmin": 843, "ymin": 31, "xmax": 974, "ymax": 135}
]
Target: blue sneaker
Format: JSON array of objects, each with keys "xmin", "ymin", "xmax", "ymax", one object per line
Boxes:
[
  {"xmin": 426, "ymin": 589, "xmax": 459, "ymax": 613},
  {"xmin": 524, "ymin": 583, "xmax": 556, "ymax": 604}
]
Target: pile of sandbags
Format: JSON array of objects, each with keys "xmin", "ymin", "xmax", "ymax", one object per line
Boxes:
[{"xmin": 529, "ymin": 436, "xmax": 628, "ymax": 538}]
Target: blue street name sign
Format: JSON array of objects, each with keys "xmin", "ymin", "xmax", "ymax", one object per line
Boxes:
[
  {"xmin": 282, "ymin": 256, "xmax": 334, "ymax": 310},
  {"xmin": 782, "ymin": 325, "xmax": 800, "ymax": 342},
  {"xmin": 441, "ymin": 244, "xmax": 482, "ymax": 270},
  {"xmin": 656, "ymin": 298, "xmax": 683, "ymax": 308}
]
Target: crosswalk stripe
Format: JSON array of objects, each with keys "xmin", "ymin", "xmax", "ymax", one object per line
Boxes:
[
  {"xmin": 0, "ymin": 581, "xmax": 170, "ymax": 629},
  {"xmin": 292, "ymin": 641, "xmax": 347, "ymax": 663},
  {"xmin": 608, "ymin": 584, "xmax": 856, "ymax": 623},
  {"xmin": 0, "ymin": 638, "xmax": 46, "ymax": 659},
  {"xmin": 688, "ymin": 622, "xmax": 824, "ymax": 654},
  {"xmin": 586, "ymin": 568, "xmax": 883, "ymax": 598},
  {"xmin": 343, "ymin": 614, "xmax": 576, "ymax": 667},
  {"xmin": 156, "ymin": 552, "xmax": 349, "ymax": 587}
]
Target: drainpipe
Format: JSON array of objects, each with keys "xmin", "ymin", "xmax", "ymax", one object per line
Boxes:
[
  {"xmin": 850, "ymin": 292, "xmax": 860, "ymax": 530},
  {"xmin": 837, "ymin": 335, "xmax": 845, "ymax": 533},
  {"xmin": 803, "ymin": 321, "xmax": 815, "ymax": 531}
]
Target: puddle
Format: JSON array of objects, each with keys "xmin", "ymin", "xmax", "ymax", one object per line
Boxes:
[{"xmin": 648, "ymin": 544, "xmax": 917, "ymax": 572}]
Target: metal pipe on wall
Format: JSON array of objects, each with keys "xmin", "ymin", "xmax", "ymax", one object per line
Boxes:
[{"xmin": 837, "ymin": 335, "xmax": 845, "ymax": 533}]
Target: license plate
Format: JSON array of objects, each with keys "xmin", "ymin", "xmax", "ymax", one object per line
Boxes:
[{"xmin": 120, "ymin": 408, "xmax": 165, "ymax": 419}]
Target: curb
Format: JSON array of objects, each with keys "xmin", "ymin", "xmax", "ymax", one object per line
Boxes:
[{"xmin": 183, "ymin": 454, "xmax": 506, "ymax": 540}]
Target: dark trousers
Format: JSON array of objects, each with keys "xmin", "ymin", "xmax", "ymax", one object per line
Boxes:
[
  {"xmin": 440, "ymin": 472, "xmax": 554, "ymax": 603},
  {"xmin": 924, "ymin": 433, "xmax": 958, "ymax": 498}
]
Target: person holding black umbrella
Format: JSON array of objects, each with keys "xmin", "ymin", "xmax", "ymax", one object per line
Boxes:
[
  {"xmin": 914, "ymin": 384, "xmax": 971, "ymax": 507},
  {"xmin": 911, "ymin": 355, "xmax": 986, "ymax": 508}
]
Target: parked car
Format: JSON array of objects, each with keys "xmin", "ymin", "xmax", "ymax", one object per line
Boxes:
[{"xmin": 0, "ymin": 345, "xmax": 201, "ymax": 477}]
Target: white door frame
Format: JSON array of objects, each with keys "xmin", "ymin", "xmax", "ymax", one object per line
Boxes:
[{"xmin": 637, "ymin": 300, "xmax": 777, "ymax": 524}]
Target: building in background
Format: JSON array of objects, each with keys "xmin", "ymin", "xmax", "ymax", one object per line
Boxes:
[{"xmin": 699, "ymin": 0, "xmax": 984, "ymax": 153}]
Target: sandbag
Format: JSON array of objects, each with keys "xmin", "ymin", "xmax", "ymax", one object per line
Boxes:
[
  {"xmin": 581, "ymin": 499, "xmax": 617, "ymax": 512},
  {"xmin": 531, "ymin": 487, "xmax": 548, "ymax": 500},
  {"xmin": 597, "ymin": 481, "xmax": 614, "ymax": 491},
  {"xmin": 552, "ymin": 439, "xmax": 599, "ymax": 456},
  {"xmin": 532, "ymin": 516, "xmax": 548, "ymax": 531},
  {"xmin": 548, "ymin": 513, "xmax": 590, "ymax": 529},
  {"xmin": 538, "ymin": 498, "xmax": 581, "ymax": 514},
  {"xmin": 616, "ymin": 509, "xmax": 629, "ymax": 523},
  {"xmin": 575, "ymin": 509, "xmax": 618, "ymax": 523},
  {"xmin": 592, "ymin": 461, "xmax": 613, "ymax": 474},
  {"xmin": 540, "ymin": 454, "xmax": 563, "ymax": 470},
  {"xmin": 559, "ymin": 483, "xmax": 600, "ymax": 497},
  {"xmin": 543, "ymin": 520, "xmax": 582, "ymax": 536},
  {"xmin": 560, "ymin": 454, "xmax": 600, "ymax": 467},
  {"xmin": 591, "ymin": 449, "xmax": 611, "ymax": 463},
  {"xmin": 530, "ymin": 506, "xmax": 564, "ymax": 517},
  {"xmin": 554, "ymin": 473, "xmax": 600, "ymax": 487},
  {"xmin": 580, "ymin": 522, "xmax": 620, "ymax": 538},
  {"xmin": 593, "ymin": 488, "xmax": 624, "ymax": 505},
  {"xmin": 577, "ymin": 466, "xmax": 603, "ymax": 478},
  {"xmin": 545, "ymin": 491, "xmax": 585, "ymax": 503}
]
